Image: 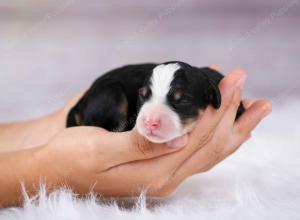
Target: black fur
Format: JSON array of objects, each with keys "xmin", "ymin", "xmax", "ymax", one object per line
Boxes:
[
  {"xmin": 67, "ymin": 63, "xmax": 155, "ymax": 131},
  {"xmin": 67, "ymin": 62, "xmax": 245, "ymax": 131}
]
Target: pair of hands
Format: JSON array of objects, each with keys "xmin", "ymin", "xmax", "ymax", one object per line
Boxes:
[{"xmin": 32, "ymin": 67, "xmax": 271, "ymax": 197}]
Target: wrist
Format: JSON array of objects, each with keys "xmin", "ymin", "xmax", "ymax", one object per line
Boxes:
[
  {"xmin": 0, "ymin": 111, "xmax": 67, "ymax": 152},
  {"xmin": 23, "ymin": 110, "xmax": 66, "ymax": 148},
  {"xmin": 0, "ymin": 146, "xmax": 60, "ymax": 207},
  {"xmin": 46, "ymin": 110, "xmax": 67, "ymax": 135},
  {"xmin": 33, "ymin": 144, "xmax": 65, "ymax": 189}
]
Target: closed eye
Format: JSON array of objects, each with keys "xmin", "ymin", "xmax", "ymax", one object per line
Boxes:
[
  {"xmin": 138, "ymin": 86, "xmax": 152, "ymax": 101},
  {"xmin": 175, "ymin": 100, "xmax": 191, "ymax": 106}
]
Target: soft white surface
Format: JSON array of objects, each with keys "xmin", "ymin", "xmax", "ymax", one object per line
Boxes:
[{"xmin": 0, "ymin": 101, "xmax": 299, "ymax": 220}]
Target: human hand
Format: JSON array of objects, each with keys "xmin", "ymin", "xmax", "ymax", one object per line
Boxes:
[
  {"xmin": 1, "ymin": 90, "xmax": 186, "ymax": 207},
  {"xmin": 33, "ymin": 67, "xmax": 271, "ymax": 197},
  {"xmin": 34, "ymin": 125, "xmax": 185, "ymax": 196},
  {"xmin": 0, "ymin": 66, "xmax": 271, "ymax": 209},
  {"xmin": 147, "ymin": 66, "xmax": 272, "ymax": 196},
  {"xmin": 84, "ymin": 67, "xmax": 271, "ymax": 197}
]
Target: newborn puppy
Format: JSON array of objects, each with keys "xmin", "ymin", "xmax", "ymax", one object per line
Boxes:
[{"xmin": 67, "ymin": 61, "xmax": 244, "ymax": 145}]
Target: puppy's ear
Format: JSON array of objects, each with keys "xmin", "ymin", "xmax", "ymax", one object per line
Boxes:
[{"xmin": 206, "ymin": 78, "xmax": 221, "ymax": 109}]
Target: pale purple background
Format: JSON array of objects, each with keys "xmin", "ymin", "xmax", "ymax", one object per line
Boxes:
[{"xmin": 0, "ymin": 0, "xmax": 299, "ymax": 121}]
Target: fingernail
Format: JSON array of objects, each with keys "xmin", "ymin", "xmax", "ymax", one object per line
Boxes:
[
  {"xmin": 236, "ymin": 75, "xmax": 246, "ymax": 90},
  {"xmin": 262, "ymin": 102, "xmax": 272, "ymax": 117}
]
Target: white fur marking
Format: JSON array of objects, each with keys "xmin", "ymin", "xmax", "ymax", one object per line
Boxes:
[{"xmin": 150, "ymin": 63, "xmax": 181, "ymax": 102}]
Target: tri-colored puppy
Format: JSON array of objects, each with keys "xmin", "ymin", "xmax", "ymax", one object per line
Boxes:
[{"xmin": 67, "ymin": 61, "xmax": 244, "ymax": 146}]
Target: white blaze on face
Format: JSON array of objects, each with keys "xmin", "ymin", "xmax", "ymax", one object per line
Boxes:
[
  {"xmin": 150, "ymin": 63, "xmax": 180, "ymax": 102},
  {"xmin": 136, "ymin": 63, "xmax": 184, "ymax": 143}
]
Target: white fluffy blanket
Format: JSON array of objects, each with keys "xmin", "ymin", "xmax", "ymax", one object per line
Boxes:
[{"xmin": 1, "ymin": 101, "xmax": 299, "ymax": 220}]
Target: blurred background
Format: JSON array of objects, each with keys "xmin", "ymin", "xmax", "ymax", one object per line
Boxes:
[{"xmin": 0, "ymin": 0, "xmax": 299, "ymax": 121}]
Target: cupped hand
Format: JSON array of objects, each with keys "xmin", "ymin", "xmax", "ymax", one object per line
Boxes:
[
  {"xmin": 34, "ymin": 67, "xmax": 271, "ymax": 198},
  {"xmin": 148, "ymin": 67, "xmax": 272, "ymax": 196},
  {"xmin": 36, "ymin": 125, "xmax": 184, "ymax": 195}
]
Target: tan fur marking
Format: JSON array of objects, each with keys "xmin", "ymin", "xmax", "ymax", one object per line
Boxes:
[
  {"xmin": 181, "ymin": 110, "xmax": 204, "ymax": 133},
  {"xmin": 74, "ymin": 113, "xmax": 82, "ymax": 125}
]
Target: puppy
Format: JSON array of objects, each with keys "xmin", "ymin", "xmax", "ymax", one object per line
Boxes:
[{"xmin": 67, "ymin": 61, "xmax": 244, "ymax": 145}]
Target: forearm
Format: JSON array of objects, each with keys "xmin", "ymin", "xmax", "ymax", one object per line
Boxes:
[
  {"xmin": 0, "ymin": 111, "xmax": 65, "ymax": 152},
  {"xmin": 0, "ymin": 146, "xmax": 58, "ymax": 208}
]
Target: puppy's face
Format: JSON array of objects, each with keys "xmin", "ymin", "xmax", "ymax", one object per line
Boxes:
[{"xmin": 136, "ymin": 62, "xmax": 221, "ymax": 143}]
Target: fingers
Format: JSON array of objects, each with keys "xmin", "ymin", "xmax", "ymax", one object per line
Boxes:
[
  {"xmin": 216, "ymin": 100, "xmax": 272, "ymax": 161},
  {"xmin": 158, "ymin": 137, "xmax": 224, "ymax": 190},
  {"xmin": 155, "ymin": 69, "xmax": 248, "ymax": 185},
  {"xmin": 170, "ymin": 69, "xmax": 247, "ymax": 180},
  {"xmin": 216, "ymin": 71, "xmax": 246, "ymax": 132},
  {"xmin": 170, "ymin": 100, "xmax": 272, "ymax": 183},
  {"xmin": 209, "ymin": 64, "xmax": 220, "ymax": 71},
  {"xmin": 243, "ymin": 98, "xmax": 255, "ymax": 109},
  {"xmin": 167, "ymin": 134, "xmax": 188, "ymax": 148},
  {"xmin": 157, "ymin": 70, "xmax": 270, "ymax": 191},
  {"xmin": 189, "ymin": 69, "xmax": 246, "ymax": 145},
  {"xmin": 232, "ymin": 100, "xmax": 272, "ymax": 144},
  {"xmin": 103, "ymin": 129, "xmax": 183, "ymax": 166}
]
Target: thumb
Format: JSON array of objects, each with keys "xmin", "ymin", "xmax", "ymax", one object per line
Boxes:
[{"xmin": 104, "ymin": 128, "xmax": 184, "ymax": 165}]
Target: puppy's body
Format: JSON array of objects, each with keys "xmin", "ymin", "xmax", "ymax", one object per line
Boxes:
[
  {"xmin": 67, "ymin": 63, "xmax": 155, "ymax": 131},
  {"xmin": 67, "ymin": 61, "xmax": 244, "ymax": 143}
]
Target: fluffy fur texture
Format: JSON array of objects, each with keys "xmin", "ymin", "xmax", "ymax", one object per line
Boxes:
[{"xmin": 1, "ymin": 101, "xmax": 299, "ymax": 220}]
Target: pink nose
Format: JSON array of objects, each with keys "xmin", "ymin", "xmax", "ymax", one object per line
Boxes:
[{"xmin": 143, "ymin": 118, "xmax": 161, "ymax": 131}]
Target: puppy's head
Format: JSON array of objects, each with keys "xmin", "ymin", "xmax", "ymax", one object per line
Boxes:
[{"xmin": 136, "ymin": 62, "xmax": 221, "ymax": 143}]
